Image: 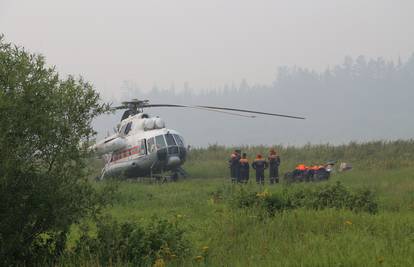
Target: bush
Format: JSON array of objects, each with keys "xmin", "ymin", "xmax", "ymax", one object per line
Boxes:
[
  {"xmin": 291, "ymin": 182, "xmax": 378, "ymax": 214},
  {"xmin": 74, "ymin": 216, "xmax": 190, "ymax": 266},
  {"xmin": 262, "ymin": 194, "xmax": 294, "ymax": 215},
  {"xmin": 0, "ymin": 35, "xmax": 110, "ymax": 265},
  {"xmin": 349, "ymin": 188, "xmax": 378, "ymax": 214},
  {"xmin": 231, "ymin": 182, "xmax": 378, "ymax": 215},
  {"xmin": 308, "ymin": 182, "xmax": 352, "ymax": 210},
  {"xmin": 231, "ymin": 187, "xmax": 293, "ymax": 216},
  {"xmin": 232, "ymin": 187, "xmax": 259, "ymax": 209}
]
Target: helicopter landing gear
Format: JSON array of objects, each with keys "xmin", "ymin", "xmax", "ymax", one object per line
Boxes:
[
  {"xmin": 152, "ymin": 174, "xmax": 168, "ymax": 183},
  {"xmin": 175, "ymin": 167, "xmax": 188, "ymax": 178},
  {"xmin": 170, "ymin": 172, "xmax": 178, "ymax": 182}
]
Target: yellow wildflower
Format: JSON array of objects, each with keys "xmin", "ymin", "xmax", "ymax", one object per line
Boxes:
[
  {"xmin": 202, "ymin": 246, "xmax": 209, "ymax": 253},
  {"xmin": 176, "ymin": 214, "xmax": 183, "ymax": 219},
  {"xmin": 344, "ymin": 220, "xmax": 353, "ymax": 225},
  {"xmin": 377, "ymin": 256, "xmax": 385, "ymax": 264},
  {"xmin": 153, "ymin": 258, "xmax": 165, "ymax": 267},
  {"xmin": 195, "ymin": 255, "xmax": 204, "ymax": 262},
  {"xmin": 256, "ymin": 189, "xmax": 271, "ymax": 199}
]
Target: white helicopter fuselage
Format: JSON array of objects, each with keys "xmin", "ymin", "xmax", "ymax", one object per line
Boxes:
[{"xmin": 91, "ymin": 113, "xmax": 187, "ymax": 179}]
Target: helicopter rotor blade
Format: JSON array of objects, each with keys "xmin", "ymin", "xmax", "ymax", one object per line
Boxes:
[
  {"xmin": 112, "ymin": 105, "xmax": 127, "ymax": 110},
  {"xmin": 143, "ymin": 104, "xmax": 305, "ymax": 120},
  {"xmin": 143, "ymin": 104, "xmax": 256, "ymax": 118},
  {"xmin": 196, "ymin": 105, "xmax": 305, "ymax": 120}
]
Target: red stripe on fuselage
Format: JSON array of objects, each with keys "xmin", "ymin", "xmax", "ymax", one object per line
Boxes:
[{"xmin": 110, "ymin": 145, "xmax": 142, "ymax": 162}]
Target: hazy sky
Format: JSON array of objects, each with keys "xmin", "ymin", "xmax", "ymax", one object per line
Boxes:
[{"xmin": 2, "ymin": 0, "xmax": 414, "ymax": 98}]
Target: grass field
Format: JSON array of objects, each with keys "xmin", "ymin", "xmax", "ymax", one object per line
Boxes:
[{"xmin": 67, "ymin": 141, "xmax": 414, "ymax": 266}]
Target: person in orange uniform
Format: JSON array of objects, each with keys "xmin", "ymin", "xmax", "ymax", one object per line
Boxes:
[
  {"xmin": 239, "ymin": 153, "xmax": 250, "ymax": 183},
  {"xmin": 252, "ymin": 154, "xmax": 268, "ymax": 184},
  {"xmin": 229, "ymin": 150, "xmax": 240, "ymax": 183},
  {"xmin": 268, "ymin": 149, "xmax": 281, "ymax": 184}
]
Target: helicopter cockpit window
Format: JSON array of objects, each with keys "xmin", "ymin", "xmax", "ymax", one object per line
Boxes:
[
  {"xmin": 172, "ymin": 134, "xmax": 184, "ymax": 147},
  {"xmin": 155, "ymin": 135, "xmax": 167, "ymax": 149},
  {"xmin": 164, "ymin": 133, "xmax": 176, "ymax": 146},
  {"xmin": 147, "ymin": 137, "xmax": 156, "ymax": 153},
  {"xmin": 124, "ymin": 122, "xmax": 132, "ymax": 135}
]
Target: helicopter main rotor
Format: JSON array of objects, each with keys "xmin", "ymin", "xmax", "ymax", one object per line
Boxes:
[
  {"xmin": 113, "ymin": 99, "xmax": 149, "ymax": 112},
  {"xmin": 112, "ymin": 99, "xmax": 306, "ymax": 121}
]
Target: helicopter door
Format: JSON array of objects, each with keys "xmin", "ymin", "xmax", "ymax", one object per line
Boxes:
[
  {"xmin": 147, "ymin": 137, "xmax": 156, "ymax": 154},
  {"xmin": 155, "ymin": 135, "xmax": 167, "ymax": 150},
  {"xmin": 154, "ymin": 135, "xmax": 168, "ymax": 161},
  {"xmin": 165, "ymin": 133, "xmax": 178, "ymax": 155}
]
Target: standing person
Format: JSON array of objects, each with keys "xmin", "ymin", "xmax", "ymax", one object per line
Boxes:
[
  {"xmin": 268, "ymin": 149, "xmax": 281, "ymax": 184},
  {"xmin": 234, "ymin": 149, "xmax": 241, "ymax": 182},
  {"xmin": 239, "ymin": 153, "xmax": 250, "ymax": 183},
  {"xmin": 252, "ymin": 154, "xmax": 268, "ymax": 184},
  {"xmin": 228, "ymin": 150, "xmax": 240, "ymax": 183}
]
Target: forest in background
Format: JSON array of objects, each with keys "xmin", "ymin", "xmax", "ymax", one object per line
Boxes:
[{"xmin": 95, "ymin": 54, "xmax": 414, "ymax": 146}]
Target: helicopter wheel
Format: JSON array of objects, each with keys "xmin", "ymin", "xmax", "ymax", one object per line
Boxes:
[{"xmin": 171, "ymin": 172, "xmax": 178, "ymax": 182}]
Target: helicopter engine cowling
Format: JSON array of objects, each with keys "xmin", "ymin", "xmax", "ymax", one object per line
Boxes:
[
  {"xmin": 93, "ymin": 137, "xmax": 127, "ymax": 156},
  {"xmin": 143, "ymin": 118, "xmax": 155, "ymax": 130},
  {"xmin": 154, "ymin": 117, "xmax": 165, "ymax": 129}
]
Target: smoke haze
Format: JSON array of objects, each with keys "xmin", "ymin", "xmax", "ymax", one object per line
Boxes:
[{"xmin": 2, "ymin": 0, "xmax": 413, "ymax": 146}]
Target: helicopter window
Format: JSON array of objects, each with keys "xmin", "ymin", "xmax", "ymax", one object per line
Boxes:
[
  {"xmin": 140, "ymin": 139, "xmax": 147, "ymax": 155},
  {"xmin": 119, "ymin": 124, "xmax": 126, "ymax": 134},
  {"xmin": 164, "ymin": 134, "xmax": 176, "ymax": 146},
  {"xmin": 173, "ymin": 134, "xmax": 184, "ymax": 147},
  {"xmin": 124, "ymin": 122, "xmax": 132, "ymax": 135},
  {"xmin": 155, "ymin": 135, "xmax": 167, "ymax": 149},
  {"xmin": 147, "ymin": 137, "xmax": 156, "ymax": 153}
]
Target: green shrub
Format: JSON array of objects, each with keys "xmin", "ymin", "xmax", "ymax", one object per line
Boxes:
[
  {"xmin": 309, "ymin": 182, "xmax": 352, "ymax": 210},
  {"xmin": 232, "ymin": 187, "xmax": 259, "ymax": 209},
  {"xmin": 231, "ymin": 182, "xmax": 378, "ymax": 215},
  {"xmin": 292, "ymin": 182, "xmax": 378, "ymax": 214},
  {"xmin": 231, "ymin": 187, "xmax": 293, "ymax": 216},
  {"xmin": 74, "ymin": 216, "xmax": 190, "ymax": 266},
  {"xmin": 0, "ymin": 36, "xmax": 110, "ymax": 266},
  {"xmin": 349, "ymin": 188, "xmax": 378, "ymax": 214},
  {"xmin": 262, "ymin": 194, "xmax": 294, "ymax": 215}
]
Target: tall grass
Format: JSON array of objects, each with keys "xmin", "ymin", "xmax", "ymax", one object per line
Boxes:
[
  {"xmin": 61, "ymin": 140, "xmax": 414, "ymax": 266},
  {"xmin": 186, "ymin": 140, "xmax": 414, "ymax": 178}
]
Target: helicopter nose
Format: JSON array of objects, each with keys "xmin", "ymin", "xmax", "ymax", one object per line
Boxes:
[{"xmin": 167, "ymin": 155, "xmax": 181, "ymax": 167}]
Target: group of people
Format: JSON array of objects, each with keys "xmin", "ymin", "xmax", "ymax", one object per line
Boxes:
[{"xmin": 229, "ymin": 149, "xmax": 281, "ymax": 184}]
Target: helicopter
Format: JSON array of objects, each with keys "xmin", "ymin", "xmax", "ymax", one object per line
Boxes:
[{"xmin": 90, "ymin": 99, "xmax": 305, "ymax": 180}]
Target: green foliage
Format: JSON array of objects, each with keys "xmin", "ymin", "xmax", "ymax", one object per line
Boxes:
[
  {"xmin": 0, "ymin": 35, "xmax": 110, "ymax": 265},
  {"xmin": 74, "ymin": 216, "xmax": 190, "ymax": 266},
  {"xmin": 49, "ymin": 166, "xmax": 414, "ymax": 266},
  {"xmin": 292, "ymin": 182, "xmax": 378, "ymax": 214},
  {"xmin": 349, "ymin": 188, "xmax": 378, "ymax": 214},
  {"xmin": 231, "ymin": 182, "xmax": 378, "ymax": 216}
]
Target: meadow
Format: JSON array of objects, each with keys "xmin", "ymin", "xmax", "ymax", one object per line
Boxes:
[{"xmin": 66, "ymin": 141, "xmax": 414, "ymax": 266}]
